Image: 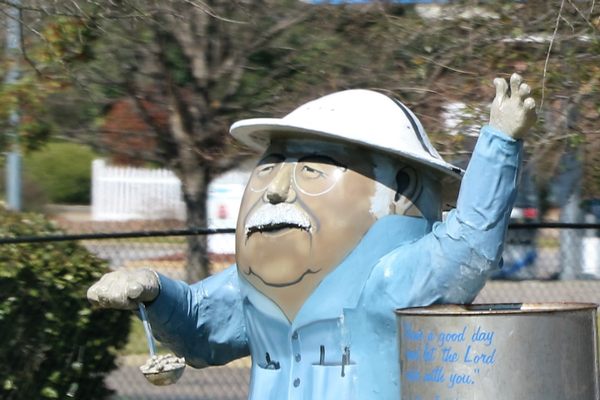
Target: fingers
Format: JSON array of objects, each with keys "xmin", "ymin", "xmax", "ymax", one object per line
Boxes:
[
  {"xmin": 87, "ymin": 273, "xmax": 111, "ymax": 306},
  {"xmin": 495, "ymin": 73, "xmax": 531, "ymax": 103},
  {"xmin": 518, "ymin": 82, "xmax": 531, "ymax": 99},
  {"xmin": 88, "ymin": 274, "xmax": 133, "ymax": 309},
  {"xmin": 127, "ymin": 282, "xmax": 144, "ymax": 300},
  {"xmin": 87, "ymin": 269, "xmax": 159, "ymax": 310},
  {"xmin": 493, "ymin": 77, "xmax": 508, "ymax": 101},
  {"xmin": 510, "ymin": 73, "xmax": 523, "ymax": 97},
  {"xmin": 87, "ymin": 284, "xmax": 101, "ymax": 305},
  {"xmin": 489, "ymin": 73, "xmax": 536, "ymax": 138},
  {"xmin": 498, "ymin": 73, "xmax": 534, "ymax": 110},
  {"xmin": 524, "ymin": 97, "xmax": 536, "ymax": 110}
]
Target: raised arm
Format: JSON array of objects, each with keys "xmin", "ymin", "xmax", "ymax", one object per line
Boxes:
[
  {"xmin": 430, "ymin": 73, "xmax": 536, "ymax": 302},
  {"xmin": 378, "ymin": 74, "xmax": 537, "ymax": 306}
]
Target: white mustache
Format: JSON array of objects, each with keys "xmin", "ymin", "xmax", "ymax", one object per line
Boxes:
[{"xmin": 245, "ymin": 203, "xmax": 311, "ymax": 236}]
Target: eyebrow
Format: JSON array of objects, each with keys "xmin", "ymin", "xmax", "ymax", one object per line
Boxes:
[
  {"xmin": 259, "ymin": 153, "xmax": 286, "ymax": 163},
  {"xmin": 298, "ymin": 154, "xmax": 347, "ymax": 170}
]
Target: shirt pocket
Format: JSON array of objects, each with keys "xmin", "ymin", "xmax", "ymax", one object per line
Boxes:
[
  {"xmin": 249, "ymin": 365, "xmax": 282, "ymax": 399},
  {"xmin": 310, "ymin": 364, "xmax": 357, "ymax": 400}
]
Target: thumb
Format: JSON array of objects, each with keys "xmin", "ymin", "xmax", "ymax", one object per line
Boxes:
[
  {"xmin": 127, "ymin": 282, "xmax": 144, "ymax": 301},
  {"xmin": 493, "ymin": 77, "xmax": 508, "ymax": 103}
]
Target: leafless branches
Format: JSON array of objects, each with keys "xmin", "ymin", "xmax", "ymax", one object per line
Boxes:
[{"xmin": 541, "ymin": 0, "xmax": 566, "ymax": 110}]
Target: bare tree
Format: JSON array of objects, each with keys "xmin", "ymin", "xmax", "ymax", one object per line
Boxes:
[
  {"xmin": 3, "ymin": 0, "xmax": 598, "ymax": 280},
  {"xmin": 102, "ymin": 1, "xmax": 321, "ymax": 281}
]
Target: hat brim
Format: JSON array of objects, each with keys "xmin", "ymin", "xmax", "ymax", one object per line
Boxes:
[{"xmin": 230, "ymin": 118, "xmax": 463, "ymax": 209}]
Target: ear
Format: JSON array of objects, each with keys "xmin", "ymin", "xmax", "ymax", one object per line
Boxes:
[{"xmin": 392, "ymin": 166, "xmax": 422, "ymax": 216}]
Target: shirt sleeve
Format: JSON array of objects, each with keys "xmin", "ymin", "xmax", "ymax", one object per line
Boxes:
[
  {"xmin": 144, "ymin": 265, "xmax": 250, "ymax": 368},
  {"xmin": 376, "ymin": 125, "xmax": 523, "ymax": 307},
  {"xmin": 429, "ymin": 125, "xmax": 522, "ymax": 302}
]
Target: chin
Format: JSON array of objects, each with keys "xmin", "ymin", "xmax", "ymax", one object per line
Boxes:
[
  {"xmin": 244, "ymin": 259, "xmax": 315, "ymax": 286},
  {"xmin": 237, "ymin": 228, "xmax": 312, "ymax": 266}
]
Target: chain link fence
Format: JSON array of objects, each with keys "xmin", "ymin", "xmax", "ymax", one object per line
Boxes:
[{"xmin": 3, "ymin": 212, "xmax": 600, "ymax": 399}]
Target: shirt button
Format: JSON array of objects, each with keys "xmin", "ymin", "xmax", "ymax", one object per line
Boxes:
[
  {"xmin": 291, "ymin": 331, "xmax": 298, "ymax": 340},
  {"xmin": 293, "ymin": 378, "xmax": 300, "ymax": 387},
  {"xmin": 295, "ymin": 354, "xmax": 301, "ymax": 362}
]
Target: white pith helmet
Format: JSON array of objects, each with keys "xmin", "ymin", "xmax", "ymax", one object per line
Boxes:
[{"xmin": 230, "ymin": 89, "xmax": 463, "ymax": 208}]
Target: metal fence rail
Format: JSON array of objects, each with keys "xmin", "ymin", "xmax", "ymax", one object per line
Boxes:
[{"xmin": 2, "ymin": 223, "xmax": 600, "ymax": 399}]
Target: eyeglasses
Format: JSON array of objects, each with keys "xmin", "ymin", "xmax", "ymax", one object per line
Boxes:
[{"xmin": 249, "ymin": 156, "xmax": 347, "ymax": 196}]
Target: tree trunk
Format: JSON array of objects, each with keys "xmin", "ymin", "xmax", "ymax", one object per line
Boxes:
[{"xmin": 182, "ymin": 167, "xmax": 211, "ymax": 283}]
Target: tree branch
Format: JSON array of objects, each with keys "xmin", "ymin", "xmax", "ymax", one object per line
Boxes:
[{"xmin": 541, "ymin": 0, "xmax": 566, "ymax": 110}]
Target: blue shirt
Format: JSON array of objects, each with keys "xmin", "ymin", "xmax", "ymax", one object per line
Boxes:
[{"xmin": 147, "ymin": 125, "xmax": 522, "ymax": 399}]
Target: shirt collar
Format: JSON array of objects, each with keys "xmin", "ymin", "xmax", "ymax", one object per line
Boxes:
[{"xmin": 239, "ymin": 215, "xmax": 431, "ymax": 328}]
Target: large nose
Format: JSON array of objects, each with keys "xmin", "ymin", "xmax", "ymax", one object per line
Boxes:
[{"xmin": 264, "ymin": 163, "xmax": 296, "ymax": 204}]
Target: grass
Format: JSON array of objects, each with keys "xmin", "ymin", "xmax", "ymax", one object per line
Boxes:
[
  {"xmin": 120, "ymin": 315, "xmax": 168, "ymax": 356},
  {"xmin": 537, "ymin": 236, "xmax": 560, "ymax": 248}
]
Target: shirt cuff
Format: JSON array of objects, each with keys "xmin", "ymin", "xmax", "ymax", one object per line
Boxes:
[
  {"xmin": 146, "ymin": 273, "xmax": 189, "ymax": 326},
  {"xmin": 478, "ymin": 125, "xmax": 523, "ymax": 167}
]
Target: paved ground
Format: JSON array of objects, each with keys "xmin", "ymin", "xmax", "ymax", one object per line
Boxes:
[
  {"xmin": 475, "ymin": 278, "xmax": 600, "ymax": 304},
  {"xmin": 107, "ymin": 279, "xmax": 600, "ymax": 400},
  {"xmin": 107, "ymin": 362, "xmax": 250, "ymax": 400}
]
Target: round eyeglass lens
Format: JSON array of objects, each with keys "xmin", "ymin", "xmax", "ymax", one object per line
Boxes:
[
  {"xmin": 248, "ymin": 162, "xmax": 284, "ymax": 193},
  {"xmin": 293, "ymin": 161, "xmax": 345, "ymax": 196}
]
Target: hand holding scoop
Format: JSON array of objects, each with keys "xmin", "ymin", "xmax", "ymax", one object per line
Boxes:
[{"xmin": 138, "ymin": 303, "xmax": 186, "ymax": 385}]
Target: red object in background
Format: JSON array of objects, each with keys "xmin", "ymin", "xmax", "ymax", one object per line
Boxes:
[
  {"xmin": 101, "ymin": 97, "xmax": 168, "ymax": 166},
  {"xmin": 523, "ymin": 207, "xmax": 538, "ymax": 220},
  {"xmin": 218, "ymin": 204, "xmax": 228, "ymax": 219}
]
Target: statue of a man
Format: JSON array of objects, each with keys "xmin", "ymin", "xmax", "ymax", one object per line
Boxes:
[{"xmin": 88, "ymin": 74, "xmax": 536, "ymax": 399}]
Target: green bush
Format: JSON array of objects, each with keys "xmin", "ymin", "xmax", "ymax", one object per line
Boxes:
[
  {"xmin": 24, "ymin": 142, "xmax": 98, "ymax": 204},
  {"xmin": 0, "ymin": 207, "xmax": 130, "ymax": 399}
]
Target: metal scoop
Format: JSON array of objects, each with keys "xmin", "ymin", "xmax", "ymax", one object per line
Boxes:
[{"xmin": 138, "ymin": 303, "xmax": 186, "ymax": 385}]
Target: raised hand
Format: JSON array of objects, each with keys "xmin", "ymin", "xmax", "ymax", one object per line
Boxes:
[
  {"xmin": 87, "ymin": 269, "xmax": 160, "ymax": 310},
  {"xmin": 489, "ymin": 73, "xmax": 537, "ymax": 139}
]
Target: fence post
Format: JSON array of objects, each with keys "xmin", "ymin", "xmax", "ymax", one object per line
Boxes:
[
  {"xmin": 559, "ymin": 191, "xmax": 583, "ymax": 280},
  {"xmin": 91, "ymin": 159, "xmax": 104, "ymax": 220}
]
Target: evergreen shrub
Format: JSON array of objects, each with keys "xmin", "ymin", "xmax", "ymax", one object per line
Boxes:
[
  {"xmin": 24, "ymin": 142, "xmax": 98, "ymax": 204},
  {"xmin": 0, "ymin": 207, "xmax": 130, "ymax": 399}
]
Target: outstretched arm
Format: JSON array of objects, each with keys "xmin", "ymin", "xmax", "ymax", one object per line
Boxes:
[
  {"xmin": 145, "ymin": 266, "xmax": 250, "ymax": 367},
  {"xmin": 87, "ymin": 266, "xmax": 249, "ymax": 368}
]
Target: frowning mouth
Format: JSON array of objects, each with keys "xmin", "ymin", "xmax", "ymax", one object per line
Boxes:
[
  {"xmin": 246, "ymin": 222, "xmax": 310, "ymax": 237},
  {"xmin": 245, "ymin": 267, "xmax": 321, "ymax": 287}
]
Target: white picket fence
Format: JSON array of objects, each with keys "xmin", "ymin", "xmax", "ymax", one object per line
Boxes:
[
  {"xmin": 92, "ymin": 159, "xmax": 187, "ymax": 221},
  {"xmin": 91, "ymin": 160, "xmax": 250, "ymax": 253}
]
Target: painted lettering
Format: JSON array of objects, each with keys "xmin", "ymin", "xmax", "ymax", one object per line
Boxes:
[
  {"xmin": 403, "ymin": 322, "xmax": 423, "ymax": 341},
  {"xmin": 448, "ymin": 373, "xmax": 474, "ymax": 388},
  {"xmin": 423, "ymin": 343, "xmax": 436, "ymax": 362},
  {"xmin": 406, "ymin": 349, "xmax": 419, "ymax": 361},
  {"xmin": 405, "ymin": 369, "xmax": 420, "ymax": 382},
  {"xmin": 471, "ymin": 326, "xmax": 495, "ymax": 346},
  {"xmin": 441, "ymin": 347, "xmax": 458, "ymax": 363},
  {"xmin": 423, "ymin": 366, "xmax": 445, "ymax": 383},
  {"xmin": 463, "ymin": 345, "xmax": 496, "ymax": 365},
  {"xmin": 427, "ymin": 331, "xmax": 435, "ymax": 342},
  {"xmin": 437, "ymin": 326, "xmax": 466, "ymax": 347}
]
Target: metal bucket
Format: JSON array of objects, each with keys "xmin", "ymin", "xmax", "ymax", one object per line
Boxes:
[{"xmin": 396, "ymin": 303, "xmax": 599, "ymax": 400}]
